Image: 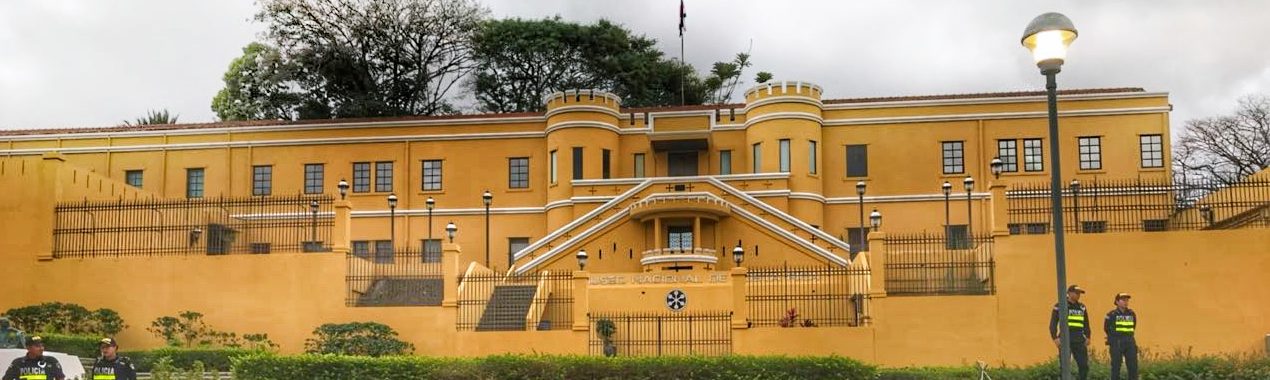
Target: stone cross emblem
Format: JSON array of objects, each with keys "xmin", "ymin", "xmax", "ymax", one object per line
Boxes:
[{"xmin": 666, "ymin": 289, "xmax": 687, "ymax": 311}]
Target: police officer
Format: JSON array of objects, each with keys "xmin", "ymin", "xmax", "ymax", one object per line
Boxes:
[
  {"xmin": 1105, "ymin": 292, "xmax": 1138, "ymax": 380},
  {"xmin": 90, "ymin": 338, "xmax": 136, "ymax": 380},
  {"xmin": 2, "ymin": 336, "xmax": 66, "ymax": 380},
  {"xmin": 1049, "ymin": 284, "xmax": 1091, "ymax": 380}
]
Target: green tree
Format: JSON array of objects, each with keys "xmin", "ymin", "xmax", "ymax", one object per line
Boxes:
[
  {"xmin": 304, "ymin": 322, "xmax": 413, "ymax": 356},
  {"xmin": 211, "ymin": 43, "xmax": 303, "ymax": 121},
  {"xmin": 125, "ymin": 109, "xmax": 179, "ymax": 126}
]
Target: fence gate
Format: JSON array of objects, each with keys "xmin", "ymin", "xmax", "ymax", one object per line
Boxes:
[{"xmin": 588, "ymin": 312, "xmax": 731, "ymax": 357}]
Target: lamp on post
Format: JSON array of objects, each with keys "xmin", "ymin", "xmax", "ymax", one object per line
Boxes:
[
  {"xmin": 387, "ymin": 193, "xmax": 398, "ymax": 256},
  {"xmin": 855, "ymin": 181, "xmax": 867, "ymax": 253},
  {"xmin": 1070, "ymin": 179, "xmax": 1081, "ymax": 233},
  {"xmin": 942, "ymin": 181, "xmax": 952, "ymax": 236},
  {"xmin": 964, "ymin": 176, "xmax": 975, "ymax": 242},
  {"xmin": 732, "ymin": 240, "xmax": 744, "ymax": 266},
  {"xmin": 309, "ymin": 200, "xmax": 319, "ymax": 244},
  {"xmin": 576, "ymin": 249, "xmax": 588, "ymax": 271},
  {"xmin": 870, "ymin": 209, "xmax": 882, "ymax": 232},
  {"xmin": 482, "ymin": 190, "xmax": 493, "ymax": 268},
  {"xmin": 1022, "ymin": 11, "xmax": 1078, "ymax": 380},
  {"xmin": 337, "ymin": 179, "xmax": 349, "ymax": 200},
  {"xmin": 445, "ymin": 221, "xmax": 457, "ymax": 243},
  {"xmin": 425, "ymin": 196, "xmax": 435, "ymax": 240},
  {"xmin": 991, "ymin": 157, "xmax": 1004, "ymax": 179}
]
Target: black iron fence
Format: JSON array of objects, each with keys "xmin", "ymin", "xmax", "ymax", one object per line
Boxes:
[
  {"xmin": 884, "ymin": 233, "xmax": 995, "ymax": 296},
  {"xmin": 53, "ymin": 195, "xmax": 334, "ymax": 258},
  {"xmin": 346, "ymin": 248, "xmax": 443, "ymax": 307},
  {"xmin": 456, "ymin": 271, "xmax": 573, "ymax": 331},
  {"xmin": 746, "ymin": 265, "xmax": 871, "ymax": 327},
  {"xmin": 1007, "ymin": 177, "xmax": 1270, "ymax": 233},
  {"xmin": 588, "ymin": 311, "xmax": 731, "ymax": 357}
]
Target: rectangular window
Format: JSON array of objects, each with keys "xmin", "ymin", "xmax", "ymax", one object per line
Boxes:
[
  {"xmin": 352, "ymin": 240, "xmax": 371, "ymax": 259},
  {"xmin": 945, "ymin": 225, "xmax": 970, "ymax": 249},
  {"xmin": 125, "ymin": 170, "xmax": 143, "ymax": 188},
  {"xmin": 808, "ymin": 140, "xmax": 818, "ymax": 175},
  {"xmin": 601, "ymin": 149, "xmax": 611, "ymax": 179},
  {"xmin": 719, "ymin": 150, "xmax": 732, "ymax": 175},
  {"xmin": 421, "ymin": 239, "xmax": 442, "ymax": 263},
  {"xmin": 996, "ymin": 140, "xmax": 1018, "ymax": 172},
  {"xmin": 1081, "ymin": 221, "xmax": 1107, "ymax": 234},
  {"xmin": 1078, "ymin": 137, "xmax": 1102, "ymax": 170},
  {"xmin": 846, "ymin": 145, "xmax": 868, "ymax": 177},
  {"xmin": 373, "ymin": 240, "xmax": 393, "ymax": 263},
  {"xmin": 1139, "ymin": 134, "xmax": 1163, "ymax": 168},
  {"xmin": 252, "ymin": 165, "xmax": 272, "ymax": 196},
  {"xmin": 667, "ymin": 226, "xmax": 693, "ymax": 250},
  {"xmin": 549, "ymin": 150, "xmax": 558, "ymax": 184},
  {"xmin": 304, "ymin": 164, "xmax": 324, "ymax": 194},
  {"xmin": 352, "ymin": 163, "xmax": 371, "ymax": 193},
  {"xmin": 633, "ymin": 153, "xmax": 645, "ymax": 178},
  {"xmin": 1023, "ymin": 138, "xmax": 1044, "ymax": 172},
  {"xmin": 186, "ymin": 168, "xmax": 204, "ymax": 198},
  {"xmin": 572, "ymin": 147, "xmax": 584, "ymax": 180},
  {"xmin": 1026, "ymin": 223, "xmax": 1049, "ymax": 234},
  {"xmin": 845, "ymin": 227, "xmax": 870, "ymax": 252},
  {"xmin": 507, "ymin": 157, "xmax": 528, "ymax": 189},
  {"xmin": 778, "ymin": 139, "xmax": 791, "ymax": 173},
  {"xmin": 752, "ymin": 143, "xmax": 762, "ymax": 173},
  {"xmin": 508, "ymin": 237, "xmax": 530, "ymax": 262},
  {"xmin": 941, "ymin": 141, "xmax": 964, "ymax": 174},
  {"xmin": 420, "ymin": 160, "xmax": 442, "ymax": 191},
  {"xmin": 375, "ymin": 161, "xmax": 394, "ymax": 192}
]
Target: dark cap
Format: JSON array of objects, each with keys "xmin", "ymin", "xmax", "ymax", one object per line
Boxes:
[
  {"xmin": 25, "ymin": 336, "xmax": 44, "ymax": 345},
  {"xmin": 99, "ymin": 337, "xmax": 118, "ymax": 347},
  {"xmin": 1067, "ymin": 285, "xmax": 1086, "ymax": 293},
  {"xmin": 1115, "ymin": 292, "xmax": 1131, "ymax": 301}
]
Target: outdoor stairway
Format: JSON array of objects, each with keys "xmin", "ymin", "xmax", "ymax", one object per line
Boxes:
[
  {"xmin": 356, "ymin": 278, "xmax": 443, "ymax": 306},
  {"xmin": 475, "ymin": 284, "xmax": 538, "ymax": 331}
]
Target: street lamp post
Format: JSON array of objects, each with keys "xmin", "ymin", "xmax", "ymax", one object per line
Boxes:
[
  {"xmin": 856, "ymin": 181, "xmax": 866, "ymax": 253},
  {"xmin": 991, "ymin": 157, "xmax": 1004, "ymax": 179},
  {"xmin": 309, "ymin": 200, "xmax": 319, "ymax": 244},
  {"xmin": 576, "ymin": 249, "xmax": 588, "ymax": 271},
  {"xmin": 387, "ymin": 193, "xmax": 398, "ymax": 258},
  {"xmin": 1022, "ymin": 11, "xmax": 1078, "ymax": 380},
  {"xmin": 964, "ymin": 176, "xmax": 975, "ymax": 243},
  {"xmin": 870, "ymin": 209, "xmax": 882, "ymax": 232},
  {"xmin": 445, "ymin": 221, "xmax": 457, "ymax": 243},
  {"xmin": 942, "ymin": 181, "xmax": 952, "ymax": 236},
  {"xmin": 337, "ymin": 179, "xmax": 349, "ymax": 200},
  {"xmin": 483, "ymin": 190, "xmax": 493, "ymax": 268},
  {"xmin": 732, "ymin": 241, "xmax": 744, "ymax": 266},
  {"xmin": 1070, "ymin": 179, "xmax": 1081, "ymax": 233}
]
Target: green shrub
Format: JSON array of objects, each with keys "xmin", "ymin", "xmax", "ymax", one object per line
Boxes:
[
  {"xmin": 878, "ymin": 354, "xmax": 1270, "ymax": 380},
  {"xmin": 38, "ymin": 333, "xmax": 103, "ymax": 358},
  {"xmin": 232, "ymin": 354, "xmax": 877, "ymax": 380},
  {"xmin": 123, "ymin": 347, "xmax": 259, "ymax": 372},
  {"xmin": 3, "ymin": 302, "xmax": 127, "ymax": 336},
  {"xmin": 147, "ymin": 311, "xmax": 275, "ymax": 349},
  {"xmin": 303, "ymin": 322, "xmax": 413, "ymax": 357}
]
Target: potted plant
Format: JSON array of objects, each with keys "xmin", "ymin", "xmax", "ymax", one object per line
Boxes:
[{"xmin": 595, "ymin": 318, "xmax": 617, "ymax": 357}]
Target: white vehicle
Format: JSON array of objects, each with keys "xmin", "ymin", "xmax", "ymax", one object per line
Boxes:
[{"xmin": 0, "ymin": 348, "xmax": 87, "ymax": 380}]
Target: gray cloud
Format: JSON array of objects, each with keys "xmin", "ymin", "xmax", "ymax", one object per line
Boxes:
[{"xmin": 2, "ymin": 0, "xmax": 1267, "ymax": 137}]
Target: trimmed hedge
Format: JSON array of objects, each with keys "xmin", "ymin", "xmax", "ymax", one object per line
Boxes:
[
  {"xmin": 232, "ymin": 354, "xmax": 877, "ymax": 380},
  {"xmin": 39, "ymin": 333, "xmax": 102, "ymax": 358},
  {"xmin": 879, "ymin": 356, "xmax": 1270, "ymax": 380},
  {"xmin": 123, "ymin": 347, "xmax": 260, "ymax": 372}
]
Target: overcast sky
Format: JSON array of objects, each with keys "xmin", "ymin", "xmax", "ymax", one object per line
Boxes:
[{"xmin": 2, "ymin": 1, "xmax": 1268, "ymax": 135}]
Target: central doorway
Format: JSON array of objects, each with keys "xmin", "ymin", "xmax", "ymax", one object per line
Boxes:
[{"xmin": 668, "ymin": 152, "xmax": 698, "ymax": 177}]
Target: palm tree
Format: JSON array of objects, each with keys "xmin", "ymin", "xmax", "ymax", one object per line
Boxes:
[{"xmin": 124, "ymin": 109, "xmax": 179, "ymax": 126}]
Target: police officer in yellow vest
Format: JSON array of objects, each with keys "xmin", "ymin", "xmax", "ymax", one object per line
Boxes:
[
  {"xmin": 2, "ymin": 336, "xmax": 65, "ymax": 380},
  {"xmin": 1049, "ymin": 284, "xmax": 1090, "ymax": 380},
  {"xmin": 90, "ymin": 338, "xmax": 135, "ymax": 380},
  {"xmin": 1104, "ymin": 292, "xmax": 1138, "ymax": 380}
]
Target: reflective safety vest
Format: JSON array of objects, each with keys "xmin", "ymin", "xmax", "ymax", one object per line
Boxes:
[
  {"xmin": 19, "ymin": 375, "xmax": 48, "ymax": 380},
  {"xmin": 1067, "ymin": 309, "xmax": 1087, "ymax": 328},
  {"xmin": 93, "ymin": 374, "xmax": 116, "ymax": 380}
]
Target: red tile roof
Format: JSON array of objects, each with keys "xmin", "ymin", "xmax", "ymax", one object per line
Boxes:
[{"xmin": 0, "ymin": 88, "xmax": 1149, "ymax": 137}]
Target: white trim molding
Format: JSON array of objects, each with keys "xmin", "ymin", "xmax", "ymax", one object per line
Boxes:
[
  {"xmin": 823, "ymin": 91, "xmax": 1169, "ymax": 110},
  {"xmin": 0, "ymin": 116, "xmax": 548, "ymax": 141},
  {"xmin": 825, "ymin": 192, "xmax": 991, "ymax": 204},
  {"xmin": 743, "ymin": 111, "xmax": 823, "ymax": 129},
  {"xmin": 352, "ymin": 207, "xmax": 545, "ymax": 217},
  {"xmin": 545, "ymin": 105, "xmax": 621, "ymax": 119},
  {"xmin": 743, "ymin": 95, "xmax": 823, "ymax": 113},
  {"xmin": 544, "ymin": 120, "xmax": 621, "ymax": 134},
  {"xmin": 0, "ymin": 131, "xmax": 547, "ymax": 156},
  {"xmin": 822, "ymin": 106, "xmax": 1171, "ymax": 126}
]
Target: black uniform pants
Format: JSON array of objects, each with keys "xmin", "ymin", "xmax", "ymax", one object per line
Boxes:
[
  {"xmin": 1109, "ymin": 337, "xmax": 1139, "ymax": 380},
  {"xmin": 1062, "ymin": 338, "xmax": 1089, "ymax": 380}
]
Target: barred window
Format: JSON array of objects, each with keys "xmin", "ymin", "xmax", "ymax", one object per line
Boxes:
[
  {"xmin": 422, "ymin": 239, "xmax": 442, "ymax": 263},
  {"xmin": 186, "ymin": 168, "xmax": 204, "ymax": 198},
  {"xmin": 1078, "ymin": 137, "xmax": 1102, "ymax": 170},
  {"xmin": 352, "ymin": 240, "xmax": 370, "ymax": 259},
  {"xmin": 252, "ymin": 165, "xmax": 272, "ymax": 196},
  {"xmin": 1023, "ymin": 139, "xmax": 1044, "ymax": 172},
  {"xmin": 996, "ymin": 140, "xmax": 1018, "ymax": 172},
  {"xmin": 373, "ymin": 240, "xmax": 393, "ymax": 263},
  {"xmin": 508, "ymin": 157, "xmax": 529, "ymax": 189},
  {"xmin": 375, "ymin": 162, "xmax": 394, "ymax": 192},
  {"xmin": 942, "ymin": 141, "xmax": 964, "ymax": 174},
  {"xmin": 352, "ymin": 163, "xmax": 371, "ymax": 193},
  {"xmin": 1139, "ymin": 134, "xmax": 1163, "ymax": 168},
  {"xmin": 422, "ymin": 160, "xmax": 442, "ymax": 191},
  {"xmin": 304, "ymin": 164, "xmax": 324, "ymax": 194},
  {"xmin": 125, "ymin": 170, "xmax": 143, "ymax": 188}
]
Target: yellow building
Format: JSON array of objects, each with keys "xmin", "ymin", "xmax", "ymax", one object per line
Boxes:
[{"xmin": 1, "ymin": 82, "xmax": 1267, "ymax": 366}]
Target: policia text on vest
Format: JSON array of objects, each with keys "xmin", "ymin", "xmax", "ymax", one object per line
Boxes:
[
  {"xmin": 2, "ymin": 336, "xmax": 65, "ymax": 380},
  {"xmin": 1105, "ymin": 292, "xmax": 1139, "ymax": 380},
  {"xmin": 1049, "ymin": 285, "xmax": 1091, "ymax": 380}
]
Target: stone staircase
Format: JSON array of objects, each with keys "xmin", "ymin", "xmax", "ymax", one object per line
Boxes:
[
  {"xmin": 474, "ymin": 284, "xmax": 538, "ymax": 331},
  {"xmin": 356, "ymin": 278, "xmax": 443, "ymax": 306}
]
